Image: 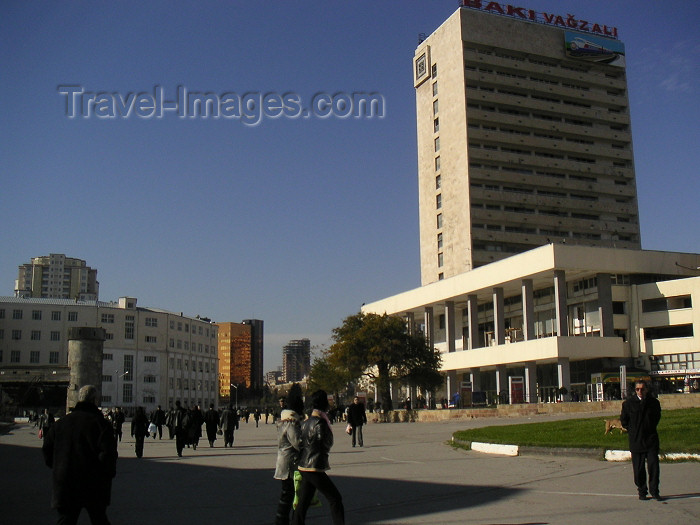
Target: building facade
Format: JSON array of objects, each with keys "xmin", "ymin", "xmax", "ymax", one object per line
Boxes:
[
  {"xmin": 282, "ymin": 338, "xmax": 311, "ymax": 383},
  {"xmin": 361, "ymin": 4, "xmax": 698, "ymax": 405},
  {"xmin": 0, "ymin": 296, "xmax": 219, "ymax": 413},
  {"xmin": 15, "ymin": 254, "xmax": 99, "ymax": 300},
  {"xmin": 415, "ymin": 4, "xmax": 640, "ymax": 285},
  {"xmin": 216, "ymin": 319, "xmax": 264, "ymax": 401},
  {"xmin": 362, "ymin": 245, "xmax": 700, "ymax": 403}
]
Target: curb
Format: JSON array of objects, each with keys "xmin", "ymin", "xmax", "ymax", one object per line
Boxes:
[{"xmin": 451, "ymin": 437, "xmax": 700, "ymax": 462}]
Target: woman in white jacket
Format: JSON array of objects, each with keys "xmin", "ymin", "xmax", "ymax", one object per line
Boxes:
[{"xmin": 274, "ymin": 396, "xmax": 304, "ymax": 525}]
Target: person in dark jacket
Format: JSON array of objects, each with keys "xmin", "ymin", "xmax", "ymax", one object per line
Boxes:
[
  {"xmin": 172, "ymin": 401, "xmax": 187, "ymax": 457},
  {"xmin": 39, "ymin": 408, "xmax": 55, "ymax": 439},
  {"xmin": 292, "ymin": 390, "xmax": 345, "ymax": 525},
  {"xmin": 203, "ymin": 404, "xmax": 220, "ymax": 447},
  {"xmin": 111, "ymin": 406, "xmax": 125, "ymax": 442},
  {"xmin": 620, "ymin": 380, "xmax": 662, "ymax": 501},
  {"xmin": 346, "ymin": 396, "xmax": 367, "ymax": 447},
  {"xmin": 131, "ymin": 406, "xmax": 149, "ymax": 458},
  {"xmin": 150, "ymin": 405, "xmax": 166, "ymax": 439},
  {"xmin": 42, "ymin": 384, "xmax": 118, "ymax": 524},
  {"xmin": 219, "ymin": 404, "xmax": 239, "ymax": 447}
]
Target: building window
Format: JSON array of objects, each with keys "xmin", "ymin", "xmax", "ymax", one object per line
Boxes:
[
  {"xmin": 105, "ymin": 333, "xmax": 114, "ymax": 340},
  {"xmin": 125, "ymin": 315, "xmax": 135, "ymax": 340},
  {"xmin": 101, "ymin": 313, "xmax": 115, "ymax": 323},
  {"xmin": 51, "ymin": 331, "xmax": 61, "ymax": 341},
  {"xmin": 433, "ymin": 99, "xmax": 438, "ymax": 115},
  {"xmin": 437, "ymin": 213, "xmax": 443, "ymax": 229},
  {"xmin": 30, "ymin": 351, "xmax": 40, "ymax": 364},
  {"xmin": 104, "ymin": 353, "xmax": 113, "ymax": 361},
  {"xmin": 434, "ymin": 118, "xmax": 439, "ymax": 133},
  {"xmin": 434, "ymin": 136, "xmax": 440, "ymax": 152},
  {"xmin": 145, "ymin": 317, "xmax": 158, "ymax": 327},
  {"xmin": 169, "ymin": 338, "xmax": 175, "ymax": 348},
  {"xmin": 50, "ymin": 351, "xmax": 59, "ymax": 364},
  {"xmin": 145, "ymin": 335, "xmax": 157, "ymax": 343},
  {"xmin": 123, "ymin": 384, "xmax": 133, "ymax": 404},
  {"xmin": 438, "ymin": 252, "xmax": 444, "ymax": 268},
  {"xmin": 124, "ymin": 354, "xmax": 134, "ymax": 379},
  {"xmin": 144, "ymin": 355, "xmax": 157, "ymax": 363},
  {"xmin": 642, "ymin": 295, "xmax": 692, "ymax": 313},
  {"xmin": 32, "ymin": 310, "xmax": 42, "ymax": 320},
  {"xmin": 51, "ymin": 311, "xmax": 61, "ymax": 321},
  {"xmin": 644, "ymin": 324, "xmax": 693, "ymax": 340},
  {"xmin": 68, "ymin": 311, "xmax": 78, "ymax": 322},
  {"xmin": 11, "ymin": 350, "xmax": 20, "ymax": 363},
  {"xmin": 31, "ymin": 330, "xmax": 41, "ymax": 341},
  {"xmin": 144, "ymin": 375, "xmax": 157, "ymax": 383},
  {"xmin": 432, "ymin": 81, "xmax": 438, "ymax": 96},
  {"xmin": 435, "ymin": 156, "xmax": 440, "ymax": 171},
  {"xmin": 437, "ymin": 233, "xmax": 443, "ymax": 249},
  {"xmin": 12, "ymin": 309, "xmax": 23, "ymax": 320},
  {"xmin": 431, "ymin": 63, "xmax": 437, "ymax": 77},
  {"xmin": 436, "ymin": 175, "xmax": 441, "ymax": 189},
  {"xmin": 12, "ymin": 330, "xmax": 22, "ymax": 340},
  {"xmin": 436, "ymin": 194, "xmax": 442, "ymax": 209},
  {"xmin": 0, "ymin": 309, "xmax": 4, "ymax": 319}
]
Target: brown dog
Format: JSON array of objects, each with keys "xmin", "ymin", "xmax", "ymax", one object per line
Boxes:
[{"xmin": 604, "ymin": 418, "xmax": 627, "ymax": 435}]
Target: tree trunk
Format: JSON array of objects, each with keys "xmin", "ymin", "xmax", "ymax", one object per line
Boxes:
[{"xmin": 376, "ymin": 362, "xmax": 393, "ymax": 411}]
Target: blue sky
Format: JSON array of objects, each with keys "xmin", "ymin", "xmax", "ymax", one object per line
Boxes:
[{"xmin": 1, "ymin": 1, "xmax": 698, "ymax": 371}]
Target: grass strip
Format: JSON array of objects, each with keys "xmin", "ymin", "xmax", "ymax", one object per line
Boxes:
[{"xmin": 452, "ymin": 407, "xmax": 700, "ymax": 454}]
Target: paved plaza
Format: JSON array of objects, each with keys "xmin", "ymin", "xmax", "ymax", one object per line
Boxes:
[{"xmin": 2, "ymin": 412, "xmax": 699, "ymax": 524}]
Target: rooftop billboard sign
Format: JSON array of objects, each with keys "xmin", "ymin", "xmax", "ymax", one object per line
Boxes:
[{"xmin": 462, "ymin": 1, "xmax": 619, "ymax": 39}]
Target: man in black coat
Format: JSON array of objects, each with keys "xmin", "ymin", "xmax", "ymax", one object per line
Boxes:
[
  {"xmin": 620, "ymin": 380, "xmax": 662, "ymax": 501},
  {"xmin": 42, "ymin": 385, "xmax": 118, "ymax": 524},
  {"xmin": 347, "ymin": 396, "xmax": 367, "ymax": 447},
  {"xmin": 150, "ymin": 405, "xmax": 166, "ymax": 439}
]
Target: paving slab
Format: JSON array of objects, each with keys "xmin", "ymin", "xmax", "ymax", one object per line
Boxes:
[{"xmin": 2, "ymin": 414, "xmax": 699, "ymax": 524}]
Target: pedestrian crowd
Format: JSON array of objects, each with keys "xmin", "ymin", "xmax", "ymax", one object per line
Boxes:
[{"xmin": 39, "ymin": 388, "xmax": 362, "ymax": 524}]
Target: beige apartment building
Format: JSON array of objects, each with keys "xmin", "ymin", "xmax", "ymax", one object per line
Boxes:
[
  {"xmin": 15, "ymin": 253, "xmax": 99, "ymax": 300},
  {"xmin": 415, "ymin": 5, "xmax": 640, "ymax": 285},
  {"xmin": 0, "ymin": 296, "xmax": 219, "ymax": 413}
]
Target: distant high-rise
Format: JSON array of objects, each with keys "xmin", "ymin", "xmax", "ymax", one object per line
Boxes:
[
  {"xmin": 415, "ymin": 3, "xmax": 640, "ymax": 284},
  {"xmin": 282, "ymin": 338, "xmax": 311, "ymax": 382},
  {"xmin": 216, "ymin": 319, "xmax": 264, "ymax": 399},
  {"xmin": 15, "ymin": 254, "xmax": 99, "ymax": 300}
]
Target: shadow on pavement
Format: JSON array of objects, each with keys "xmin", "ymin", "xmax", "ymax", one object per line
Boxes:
[{"xmin": 1, "ymin": 439, "xmax": 523, "ymax": 525}]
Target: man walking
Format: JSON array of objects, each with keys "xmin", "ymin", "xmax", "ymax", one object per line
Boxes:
[
  {"xmin": 347, "ymin": 396, "xmax": 367, "ymax": 448},
  {"xmin": 620, "ymin": 380, "xmax": 663, "ymax": 501},
  {"xmin": 42, "ymin": 385, "xmax": 118, "ymax": 524},
  {"xmin": 219, "ymin": 404, "xmax": 239, "ymax": 447},
  {"xmin": 150, "ymin": 405, "xmax": 166, "ymax": 439}
]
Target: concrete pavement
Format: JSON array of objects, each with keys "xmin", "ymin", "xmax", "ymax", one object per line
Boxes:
[{"xmin": 2, "ymin": 413, "xmax": 699, "ymax": 524}]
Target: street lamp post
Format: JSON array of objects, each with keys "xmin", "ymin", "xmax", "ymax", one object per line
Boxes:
[
  {"xmin": 231, "ymin": 384, "xmax": 238, "ymax": 410},
  {"xmin": 115, "ymin": 370, "xmax": 128, "ymax": 408}
]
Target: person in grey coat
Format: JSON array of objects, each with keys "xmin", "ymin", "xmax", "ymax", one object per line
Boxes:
[{"xmin": 273, "ymin": 396, "xmax": 305, "ymax": 525}]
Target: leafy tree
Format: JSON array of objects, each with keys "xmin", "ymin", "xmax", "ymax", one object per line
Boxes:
[
  {"xmin": 308, "ymin": 349, "xmax": 352, "ymax": 401},
  {"xmin": 322, "ymin": 312, "xmax": 442, "ymax": 410}
]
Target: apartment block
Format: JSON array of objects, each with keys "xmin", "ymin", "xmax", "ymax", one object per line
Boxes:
[
  {"xmin": 415, "ymin": 4, "xmax": 640, "ymax": 285},
  {"xmin": 15, "ymin": 254, "xmax": 99, "ymax": 300}
]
